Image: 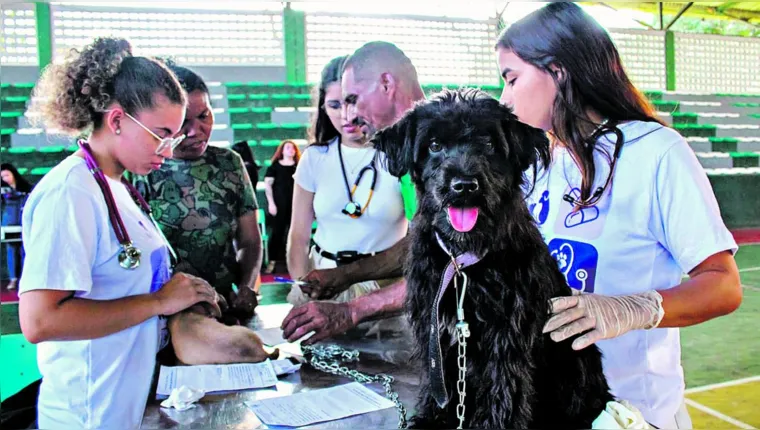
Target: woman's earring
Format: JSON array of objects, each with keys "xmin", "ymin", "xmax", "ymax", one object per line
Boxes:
[{"xmin": 115, "ymin": 128, "xmax": 121, "ymax": 135}]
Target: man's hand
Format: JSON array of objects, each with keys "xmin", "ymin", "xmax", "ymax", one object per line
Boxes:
[
  {"xmin": 298, "ymin": 268, "xmax": 352, "ymax": 300},
  {"xmin": 280, "ymin": 301, "xmax": 356, "ymax": 345},
  {"xmin": 542, "ymin": 290, "xmax": 664, "ymax": 350}
]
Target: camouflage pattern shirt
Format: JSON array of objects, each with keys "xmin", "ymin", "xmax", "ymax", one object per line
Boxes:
[{"xmin": 135, "ymin": 146, "xmax": 259, "ymax": 296}]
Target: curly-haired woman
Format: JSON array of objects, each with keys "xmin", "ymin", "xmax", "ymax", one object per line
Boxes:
[{"xmin": 18, "ymin": 37, "xmax": 219, "ymax": 429}]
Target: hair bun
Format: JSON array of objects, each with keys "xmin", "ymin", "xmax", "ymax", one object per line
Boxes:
[{"xmin": 27, "ymin": 37, "xmax": 133, "ymax": 134}]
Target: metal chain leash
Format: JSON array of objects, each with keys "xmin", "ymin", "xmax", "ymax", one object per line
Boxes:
[
  {"xmin": 302, "ymin": 344, "xmax": 408, "ymax": 428},
  {"xmin": 454, "ymin": 271, "xmax": 470, "ymax": 430}
]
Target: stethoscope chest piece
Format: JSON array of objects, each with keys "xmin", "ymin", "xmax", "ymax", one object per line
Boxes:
[
  {"xmin": 342, "ymin": 201, "xmax": 362, "ymax": 219},
  {"xmin": 118, "ymin": 243, "xmax": 142, "ymax": 269}
]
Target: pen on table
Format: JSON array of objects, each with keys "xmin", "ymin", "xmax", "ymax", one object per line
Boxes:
[{"xmin": 273, "ymin": 277, "xmax": 309, "ymax": 286}]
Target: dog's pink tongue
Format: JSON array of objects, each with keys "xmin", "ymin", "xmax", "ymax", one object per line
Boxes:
[{"xmin": 447, "ymin": 207, "xmax": 479, "ymax": 233}]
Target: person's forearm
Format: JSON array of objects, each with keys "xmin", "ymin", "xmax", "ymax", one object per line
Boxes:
[
  {"xmin": 348, "ymin": 279, "xmax": 407, "ymax": 324},
  {"xmin": 264, "ymin": 183, "xmax": 275, "ymax": 207},
  {"xmin": 339, "ymin": 236, "xmax": 409, "ymax": 285},
  {"xmin": 657, "ymin": 270, "xmax": 742, "ymax": 328},
  {"xmin": 237, "ymin": 243, "xmax": 263, "ymax": 292},
  {"xmin": 21, "ymin": 294, "xmax": 160, "ymax": 343},
  {"xmin": 287, "ymin": 233, "xmax": 312, "ymax": 280}
]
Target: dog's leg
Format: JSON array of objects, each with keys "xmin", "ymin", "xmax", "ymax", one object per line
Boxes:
[{"xmin": 168, "ymin": 311, "xmax": 278, "ymax": 365}]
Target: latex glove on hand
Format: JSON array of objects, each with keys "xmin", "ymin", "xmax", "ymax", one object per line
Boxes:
[{"xmin": 543, "ymin": 290, "xmax": 665, "ymax": 350}]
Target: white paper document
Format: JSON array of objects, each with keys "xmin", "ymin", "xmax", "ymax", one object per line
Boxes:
[
  {"xmin": 247, "ymin": 382, "xmax": 395, "ymax": 427},
  {"xmin": 157, "ymin": 361, "xmax": 278, "ymax": 396}
]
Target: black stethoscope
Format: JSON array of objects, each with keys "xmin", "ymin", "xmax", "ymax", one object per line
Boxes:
[
  {"xmin": 337, "ymin": 142, "xmax": 378, "ymax": 219},
  {"xmin": 79, "ymin": 140, "xmax": 177, "ymax": 275}
]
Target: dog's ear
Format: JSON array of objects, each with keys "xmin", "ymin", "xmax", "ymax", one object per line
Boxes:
[
  {"xmin": 372, "ymin": 111, "xmax": 417, "ymax": 179},
  {"xmin": 500, "ymin": 107, "xmax": 550, "ymax": 173}
]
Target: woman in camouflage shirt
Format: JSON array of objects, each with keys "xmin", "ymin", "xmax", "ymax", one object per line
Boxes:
[{"xmin": 136, "ymin": 63, "xmax": 262, "ymax": 321}]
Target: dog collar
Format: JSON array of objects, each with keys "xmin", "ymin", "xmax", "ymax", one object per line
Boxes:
[{"xmin": 429, "ymin": 232, "xmax": 485, "ymax": 408}]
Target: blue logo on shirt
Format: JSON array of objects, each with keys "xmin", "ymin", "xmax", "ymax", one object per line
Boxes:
[
  {"xmin": 150, "ymin": 247, "xmax": 171, "ymax": 293},
  {"xmin": 529, "ymin": 190, "xmax": 550, "ymax": 225},
  {"xmin": 548, "ymin": 238, "xmax": 598, "ymax": 293}
]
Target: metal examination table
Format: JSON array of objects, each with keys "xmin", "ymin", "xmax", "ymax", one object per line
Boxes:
[{"xmin": 141, "ymin": 303, "xmax": 421, "ymax": 429}]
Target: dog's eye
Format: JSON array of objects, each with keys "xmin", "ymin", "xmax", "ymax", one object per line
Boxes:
[
  {"xmin": 429, "ymin": 141, "xmax": 443, "ymax": 153},
  {"xmin": 485, "ymin": 141, "xmax": 493, "ymax": 149}
]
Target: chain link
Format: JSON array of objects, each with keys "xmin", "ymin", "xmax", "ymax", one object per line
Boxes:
[
  {"xmin": 454, "ymin": 272, "xmax": 469, "ymax": 429},
  {"xmin": 302, "ymin": 344, "xmax": 408, "ymax": 429},
  {"xmin": 456, "ymin": 325, "xmax": 468, "ymax": 429}
]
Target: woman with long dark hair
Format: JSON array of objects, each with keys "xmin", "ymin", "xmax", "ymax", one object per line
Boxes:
[
  {"xmin": 496, "ymin": 3, "xmax": 741, "ymax": 428},
  {"xmin": 263, "ymin": 140, "xmax": 300, "ymax": 273},
  {"xmin": 1, "ymin": 163, "xmax": 32, "ymax": 289},
  {"xmin": 286, "ymin": 55, "xmax": 407, "ymax": 327}
]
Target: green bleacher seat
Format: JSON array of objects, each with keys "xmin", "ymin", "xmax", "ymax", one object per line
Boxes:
[
  {"xmin": 8, "ymin": 147, "xmax": 34, "ymax": 154},
  {"xmin": 0, "ymin": 82, "xmax": 34, "ymax": 98},
  {"xmin": 289, "ymin": 83, "xmax": 312, "ymax": 95},
  {"xmin": 38, "ymin": 146, "xmax": 66, "ymax": 154},
  {"xmin": 671, "ymin": 112, "xmax": 698, "ymax": 124},
  {"xmin": 291, "ymin": 94, "xmax": 313, "ymax": 108},
  {"xmin": 270, "ymin": 94, "xmax": 292, "ymax": 108},
  {"xmin": 710, "ymin": 137, "xmax": 739, "ymax": 152},
  {"xmin": 230, "ymin": 107, "xmax": 272, "ymax": 124},
  {"xmin": 1, "ymin": 128, "xmax": 17, "ymax": 135},
  {"xmin": 30, "ymin": 166, "xmax": 52, "ymax": 174},
  {"xmin": 652, "ymin": 100, "xmax": 680, "ymax": 113},
  {"xmin": 231, "ymin": 123, "xmax": 255, "ymax": 140},
  {"xmin": 643, "ymin": 90, "xmax": 664, "ymax": 101},
  {"xmin": 3, "ymin": 96, "xmax": 29, "ymax": 102},
  {"xmin": 729, "ymin": 152, "xmax": 760, "ymax": 168},
  {"xmin": 673, "ymin": 123, "xmax": 717, "ymax": 137},
  {"xmin": 0, "ymin": 112, "xmax": 22, "ymax": 129},
  {"xmin": 224, "ymin": 82, "xmax": 248, "ymax": 95},
  {"xmin": 249, "ymin": 94, "xmax": 271, "ymax": 108}
]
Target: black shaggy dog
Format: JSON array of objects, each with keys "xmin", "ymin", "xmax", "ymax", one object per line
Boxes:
[{"xmin": 373, "ymin": 89, "xmax": 613, "ymax": 429}]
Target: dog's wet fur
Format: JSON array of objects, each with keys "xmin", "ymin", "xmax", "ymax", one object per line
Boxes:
[{"xmin": 374, "ymin": 89, "xmax": 613, "ymax": 429}]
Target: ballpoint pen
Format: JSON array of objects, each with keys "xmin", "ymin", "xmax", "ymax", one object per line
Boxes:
[{"xmin": 273, "ymin": 276, "xmax": 309, "ymax": 286}]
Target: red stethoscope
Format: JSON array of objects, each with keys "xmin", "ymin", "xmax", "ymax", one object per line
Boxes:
[
  {"xmin": 337, "ymin": 142, "xmax": 378, "ymax": 219},
  {"xmin": 78, "ymin": 140, "xmax": 177, "ymax": 274}
]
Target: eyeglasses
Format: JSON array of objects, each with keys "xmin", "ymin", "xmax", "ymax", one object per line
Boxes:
[{"xmin": 122, "ymin": 112, "xmax": 186, "ymax": 155}]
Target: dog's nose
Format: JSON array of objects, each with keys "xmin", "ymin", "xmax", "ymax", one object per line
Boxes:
[{"xmin": 451, "ymin": 178, "xmax": 479, "ymax": 194}]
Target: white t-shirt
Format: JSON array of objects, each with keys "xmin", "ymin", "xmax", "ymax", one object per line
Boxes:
[
  {"xmin": 524, "ymin": 121, "xmax": 737, "ymax": 428},
  {"xmin": 294, "ymin": 137, "xmax": 408, "ymax": 254},
  {"xmin": 19, "ymin": 156, "xmax": 172, "ymax": 430}
]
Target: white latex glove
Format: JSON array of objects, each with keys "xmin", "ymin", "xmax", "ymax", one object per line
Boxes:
[
  {"xmin": 592, "ymin": 400, "xmax": 651, "ymax": 429},
  {"xmin": 543, "ymin": 291, "xmax": 665, "ymax": 350}
]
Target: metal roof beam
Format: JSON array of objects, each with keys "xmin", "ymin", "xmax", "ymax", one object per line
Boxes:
[{"xmin": 664, "ymin": 2, "xmax": 694, "ymax": 31}]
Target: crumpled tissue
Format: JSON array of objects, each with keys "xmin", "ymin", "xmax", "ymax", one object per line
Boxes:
[
  {"xmin": 160, "ymin": 386, "xmax": 205, "ymax": 411},
  {"xmin": 592, "ymin": 400, "xmax": 651, "ymax": 429},
  {"xmin": 271, "ymin": 359, "xmax": 301, "ymax": 376}
]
